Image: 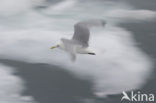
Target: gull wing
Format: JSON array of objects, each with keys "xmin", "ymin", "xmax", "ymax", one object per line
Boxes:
[
  {"xmin": 72, "ymin": 19, "xmax": 106, "ymax": 47},
  {"xmin": 61, "ymin": 38, "xmax": 77, "ymax": 61}
]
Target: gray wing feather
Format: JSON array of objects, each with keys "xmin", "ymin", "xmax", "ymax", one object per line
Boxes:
[
  {"xmin": 72, "ymin": 19, "xmax": 106, "ymax": 47},
  {"xmin": 70, "ymin": 48, "xmax": 76, "ymax": 61},
  {"xmin": 61, "ymin": 38, "xmax": 77, "ymax": 61},
  {"xmin": 73, "ymin": 24, "xmax": 90, "ymax": 47}
]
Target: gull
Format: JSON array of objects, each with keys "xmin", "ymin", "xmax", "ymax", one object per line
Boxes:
[{"xmin": 50, "ymin": 19, "xmax": 106, "ymax": 61}]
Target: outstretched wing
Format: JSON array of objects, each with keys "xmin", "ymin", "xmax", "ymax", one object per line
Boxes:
[
  {"xmin": 61, "ymin": 38, "xmax": 78, "ymax": 61},
  {"xmin": 72, "ymin": 19, "xmax": 106, "ymax": 47}
]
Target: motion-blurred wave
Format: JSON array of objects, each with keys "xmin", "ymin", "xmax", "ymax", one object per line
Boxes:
[
  {"xmin": 0, "ymin": 0, "xmax": 155, "ymax": 98},
  {"xmin": 0, "ymin": 64, "xmax": 35, "ymax": 103}
]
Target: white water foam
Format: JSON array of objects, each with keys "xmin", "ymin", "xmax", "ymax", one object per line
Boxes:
[
  {"xmin": 0, "ymin": 64, "xmax": 36, "ymax": 103},
  {"xmin": 51, "ymin": 0, "xmax": 77, "ymax": 11},
  {"xmin": 0, "ymin": 0, "xmax": 155, "ymax": 97}
]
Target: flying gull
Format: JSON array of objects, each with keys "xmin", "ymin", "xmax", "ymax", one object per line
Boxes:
[{"xmin": 50, "ymin": 19, "xmax": 106, "ymax": 61}]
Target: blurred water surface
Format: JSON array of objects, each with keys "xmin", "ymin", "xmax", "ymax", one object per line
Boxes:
[{"xmin": 0, "ymin": 0, "xmax": 156, "ymax": 103}]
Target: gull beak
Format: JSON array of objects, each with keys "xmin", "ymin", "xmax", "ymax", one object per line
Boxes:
[{"xmin": 50, "ymin": 46, "xmax": 57, "ymax": 49}]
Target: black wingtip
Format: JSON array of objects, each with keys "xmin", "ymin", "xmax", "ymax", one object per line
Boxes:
[{"xmin": 88, "ymin": 53, "xmax": 96, "ymax": 55}]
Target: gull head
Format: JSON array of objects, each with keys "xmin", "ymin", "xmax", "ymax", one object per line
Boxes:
[
  {"xmin": 50, "ymin": 41, "xmax": 64, "ymax": 50},
  {"xmin": 50, "ymin": 44, "xmax": 60, "ymax": 49}
]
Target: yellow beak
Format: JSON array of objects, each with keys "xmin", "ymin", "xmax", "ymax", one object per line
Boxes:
[{"xmin": 50, "ymin": 46, "xmax": 56, "ymax": 49}]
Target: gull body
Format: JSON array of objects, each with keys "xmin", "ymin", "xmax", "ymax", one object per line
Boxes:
[
  {"xmin": 59, "ymin": 41, "xmax": 95, "ymax": 54},
  {"xmin": 50, "ymin": 19, "xmax": 106, "ymax": 61}
]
